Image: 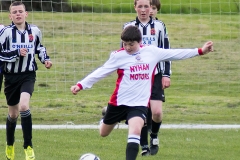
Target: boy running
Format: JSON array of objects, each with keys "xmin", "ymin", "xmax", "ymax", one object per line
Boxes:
[{"xmin": 1, "ymin": 1, "xmax": 52, "ymax": 160}]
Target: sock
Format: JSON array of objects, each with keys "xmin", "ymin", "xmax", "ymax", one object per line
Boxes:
[
  {"xmin": 6, "ymin": 115, "xmax": 18, "ymax": 145},
  {"xmin": 151, "ymin": 120, "xmax": 162, "ymax": 139},
  {"xmin": 126, "ymin": 135, "xmax": 140, "ymax": 160},
  {"xmin": 140, "ymin": 125, "xmax": 149, "ymax": 149},
  {"xmin": 20, "ymin": 110, "xmax": 33, "ymax": 149},
  {"xmin": 147, "ymin": 108, "xmax": 152, "ymax": 132},
  {"xmin": 126, "ymin": 142, "xmax": 139, "ymax": 160}
]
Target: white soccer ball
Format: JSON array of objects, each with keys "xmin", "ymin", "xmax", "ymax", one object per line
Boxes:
[{"xmin": 79, "ymin": 153, "xmax": 100, "ymax": 160}]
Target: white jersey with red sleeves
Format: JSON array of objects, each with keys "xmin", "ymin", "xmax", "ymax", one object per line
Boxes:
[{"xmin": 77, "ymin": 45, "xmax": 200, "ymax": 107}]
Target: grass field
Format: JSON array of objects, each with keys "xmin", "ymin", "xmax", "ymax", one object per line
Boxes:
[
  {"xmin": 0, "ymin": 2, "xmax": 239, "ymax": 159},
  {"xmin": 0, "ymin": 128, "xmax": 239, "ymax": 160},
  {"xmin": 0, "ymin": 12, "xmax": 239, "ymax": 125}
]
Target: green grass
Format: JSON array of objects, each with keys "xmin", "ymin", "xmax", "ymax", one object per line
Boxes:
[
  {"xmin": 0, "ymin": 4, "xmax": 239, "ymax": 160},
  {"xmin": 0, "ymin": 12, "xmax": 239, "ymax": 125},
  {"xmin": 67, "ymin": 0, "xmax": 240, "ymax": 14},
  {"xmin": 0, "ymin": 129, "xmax": 239, "ymax": 160}
]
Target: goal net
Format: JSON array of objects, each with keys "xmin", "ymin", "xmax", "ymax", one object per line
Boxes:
[{"xmin": 0, "ymin": 0, "xmax": 239, "ymax": 125}]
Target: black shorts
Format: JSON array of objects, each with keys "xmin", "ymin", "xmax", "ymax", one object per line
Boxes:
[
  {"xmin": 150, "ymin": 73, "xmax": 165, "ymax": 102},
  {"xmin": 103, "ymin": 104, "xmax": 148, "ymax": 125},
  {"xmin": 4, "ymin": 72, "xmax": 36, "ymax": 106}
]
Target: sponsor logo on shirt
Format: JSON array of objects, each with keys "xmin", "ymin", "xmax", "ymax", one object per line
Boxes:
[
  {"xmin": 12, "ymin": 44, "xmax": 33, "ymax": 49},
  {"xmin": 12, "ymin": 44, "xmax": 34, "ymax": 52},
  {"xmin": 129, "ymin": 64, "xmax": 150, "ymax": 80},
  {"xmin": 142, "ymin": 36, "xmax": 155, "ymax": 45}
]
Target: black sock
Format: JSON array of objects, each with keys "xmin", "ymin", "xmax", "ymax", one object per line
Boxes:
[
  {"xmin": 20, "ymin": 110, "xmax": 32, "ymax": 149},
  {"xmin": 126, "ymin": 142, "xmax": 139, "ymax": 160},
  {"xmin": 151, "ymin": 120, "xmax": 162, "ymax": 138},
  {"xmin": 147, "ymin": 108, "xmax": 152, "ymax": 132},
  {"xmin": 6, "ymin": 115, "xmax": 17, "ymax": 145},
  {"xmin": 140, "ymin": 125, "xmax": 149, "ymax": 148}
]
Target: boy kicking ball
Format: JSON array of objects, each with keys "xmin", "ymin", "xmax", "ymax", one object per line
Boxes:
[{"xmin": 71, "ymin": 25, "xmax": 213, "ymax": 160}]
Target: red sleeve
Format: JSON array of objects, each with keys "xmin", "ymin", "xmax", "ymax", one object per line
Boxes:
[
  {"xmin": 198, "ymin": 48, "xmax": 203, "ymax": 55},
  {"xmin": 77, "ymin": 83, "xmax": 83, "ymax": 90}
]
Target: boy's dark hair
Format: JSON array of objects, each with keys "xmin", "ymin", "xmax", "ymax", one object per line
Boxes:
[
  {"xmin": 152, "ymin": 0, "xmax": 161, "ymax": 11},
  {"xmin": 134, "ymin": 0, "xmax": 152, "ymax": 6},
  {"xmin": 9, "ymin": 1, "xmax": 26, "ymax": 12},
  {"xmin": 121, "ymin": 26, "xmax": 142, "ymax": 42}
]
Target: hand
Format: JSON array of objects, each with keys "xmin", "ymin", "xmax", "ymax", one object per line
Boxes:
[
  {"xmin": 202, "ymin": 41, "xmax": 214, "ymax": 54},
  {"xmin": 45, "ymin": 60, "xmax": 52, "ymax": 69},
  {"xmin": 162, "ymin": 77, "xmax": 171, "ymax": 89},
  {"xmin": 71, "ymin": 85, "xmax": 81, "ymax": 95},
  {"xmin": 19, "ymin": 48, "xmax": 28, "ymax": 57}
]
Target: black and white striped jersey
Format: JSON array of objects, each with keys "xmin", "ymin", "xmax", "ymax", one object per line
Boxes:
[
  {"xmin": 123, "ymin": 17, "xmax": 171, "ymax": 77},
  {"xmin": 0, "ymin": 22, "xmax": 50, "ymax": 74},
  {"xmin": 0, "ymin": 24, "xmax": 22, "ymax": 73}
]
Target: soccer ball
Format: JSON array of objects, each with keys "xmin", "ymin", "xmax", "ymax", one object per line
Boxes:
[{"xmin": 79, "ymin": 153, "xmax": 100, "ymax": 160}]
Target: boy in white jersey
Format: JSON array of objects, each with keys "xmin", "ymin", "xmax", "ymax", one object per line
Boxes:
[
  {"xmin": 71, "ymin": 25, "xmax": 213, "ymax": 160},
  {"xmin": 123, "ymin": 0, "xmax": 171, "ymax": 155}
]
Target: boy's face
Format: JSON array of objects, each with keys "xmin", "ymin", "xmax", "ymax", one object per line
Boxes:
[
  {"xmin": 9, "ymin": 5, "xmax": 28, "ymax": 25},
  {"xmin": 122, "ymin": 41, "xmax": 141, "ymax": 54},
  {"xmin": 134, "ymin": 0, "xmax": 151, "ymax": 22},
  {"xmin": 150, "ymin": 5, "xmax": 158, "ymax": 19}
]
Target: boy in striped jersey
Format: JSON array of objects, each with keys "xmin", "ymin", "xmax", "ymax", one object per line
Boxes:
[
  {"xmin": 1, "ymin": 1, "xmax": 52, "ymax": 160},
  {"xmin": 0, "ymin": 23, "xmax": 27, "ymax": 92},
  {"xmin": 123, "ymin": 0, "xmax": 170, "ymax": 156},
  {"xmin": 71, "ymin": 25, "xmax": 214, "ymax": 160},
  {"xmin": 0, "ymin": 24, "xmax": 28, "ymax": 92},
  {"xmin": 0, "ymin": 24, "xmax": 5, "ymax": 92}
]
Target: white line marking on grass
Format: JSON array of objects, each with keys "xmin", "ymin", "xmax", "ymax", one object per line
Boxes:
[{"xmin": 0, "ymin": 124, "xmax": 240, "ymax": 129}]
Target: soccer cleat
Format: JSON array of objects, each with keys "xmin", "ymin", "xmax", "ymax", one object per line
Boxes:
[
  {"xmin": 150, "ymin": 138, "xmax": 159, "ymax": 155},
  {"xmin": 24, "ymin": 146, "xmax": 35, "ymax": 160},
  {"xmin": 5, "ymin": 144, "xmax": 15, "ymax": 160},
  {"xmin": 141, "ymin": 147, "xmax": 150, "ymax": 156}
]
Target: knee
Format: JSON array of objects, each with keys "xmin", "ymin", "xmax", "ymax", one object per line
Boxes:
[
  {"xmin": 7, "ymin": 115, "xmax": 18, "ymax": 123},
  {"xmin": 99, "ymin": 127, "xmax": 109, "ymax": 137},
  {"xmin": 19, "ymin": 104, "xmax": 28, "ymax": 111},
  {"xmin": 99, "ymin": 131, "xmax": 109, "ymax": 137},
  {"xmin": 152, "ymin": 111, "xmax": 162, "ymax": 118},
  {"xmin": 8, "ymin": 114, "xmax": 18, "ymax": 120},
  {"xmin": 152, "ymin": 111, "xmax": 163, "ymax": 122}
]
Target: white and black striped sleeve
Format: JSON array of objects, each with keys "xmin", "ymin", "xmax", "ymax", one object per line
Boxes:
[
  {"xmin": 0, "ymin": 44, "xmax": 19, "ymax": 62},
  {"xmin": 162, "ymin": 22, "xmax": 171, "ymax": 77},
  {"xmin": 34, "ymin": 27, "xmax": 50, "ymax": 64}
]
